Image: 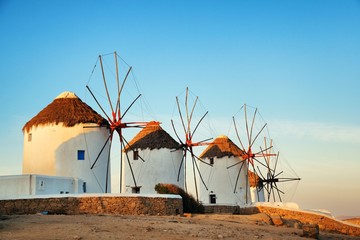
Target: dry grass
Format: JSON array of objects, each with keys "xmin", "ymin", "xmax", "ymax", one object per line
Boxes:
[
  {"xmin": 199, "ymin": 136, "xmax": 244, "ymax": 159},
  {"xmin": 124, "ymin": 121, "xmax": 180, "ymax": 151},
  {"xmin": 23, "ymin": 97, "xmax": 108, "ymax": 132}
]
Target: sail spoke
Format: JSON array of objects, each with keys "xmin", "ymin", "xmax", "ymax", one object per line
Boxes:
[
  {"xmin": 86, "ymin": 86, "xmax": 112, "ymax": 121},
  {"xmin": 171, "ymin": 119, "xmax": 184, "ymax": 145},
  {"xmin": 233, "ymin": 116, "xmax": 245, "ymax": 150},
  {"xmin": 99, "ymin": 55, "xmax": 115, "ymax": 114},
  {"xmin": 253, "ymin": 157, "xmax": 271, "ymax": 169},
  {"xmin": 250, "ymin": 123, "xmax": 267, "ymax": 149},
  {"xmin": 177, "ymin": 154, "xmax": 186, "ymax": 182},
  {"xmin": 123, "ymin": 140, "xmax": 137, "ymax": 188},
  {"xmin": 244, "ymin": 104, "xmax": 251, "ymax": 146},
  {"xmin": 121, "ymin": 94, "xmax": 141, "ymax": 120},
  {"xmin": 192, "ymin": 111, "xmax": 208, "ymax": 137},
  {"xmin": 227, "ymin": 160, "xmax": 243, "ymax": 169},
  {"xmin": 190, "ymin": 149, "xmax": 213, "ymax": 166},
  {"xmin": 249, "ymin": 108, "xmax": 257, "ymax": 144},
  {"xmin": 189, "ymin": 96, "xmax": 198, "ymax": 127},
  {"xmin": 257, "ymin": 166, "xmax": 266, "ymax": 180},
  {"xmin": 105, "ymin": 142, "xmax": 112, "ymax": 193},
  {"xmin": 90, "ymin": 133, "xmax": 112, "ymax": 169},
  {"xmin": 233, "ymin": 161, "xmax": 245, "ymax": 193},
  {"xmin": 191, "ymin": 149, "xmax": 209, "ymax": 191},
  {"xmin": 176, "ymin": 96, "xmax": 187, "ymax": 134},
  {"xmin": 115, "ymin": 66, "xmax": 132, "ymax": 115}
]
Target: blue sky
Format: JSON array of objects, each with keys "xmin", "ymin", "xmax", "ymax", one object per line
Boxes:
[{"xmin": 0, "ymin": 0, "xmax": 360, "ymax": 216}]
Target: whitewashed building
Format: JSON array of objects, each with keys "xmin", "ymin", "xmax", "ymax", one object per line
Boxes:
[
  {"xmin": 122, "ymin": 122, "xmax": 183, "ymax": 194},
  {"xmin": 198, "ymin": 135, "xmax": 250, "ymax": 205},
  {"xmin": 22, "ymin": 91, "xmax": 111, "ymax": 193},
  {"xmin": 0, "ymin": 174, "xmax": 85, "ymax": 196}
]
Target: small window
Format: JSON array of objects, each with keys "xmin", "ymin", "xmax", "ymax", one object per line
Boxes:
[
  {"xmin": 133, "ymin": 149, "xmax": 139, "ymax": 160},
  {"xmin": 28, "ymin": 133, "xmax": 32, "ymax": 142},
  {"xmin": 209, "ymin": 192, "xmax": 216, "ymax": 204},
  {"xmin": 77, "ymin": 150, "xmax": 85, "ymax": 160},
  {"xmin": 131, "ymin": 186, "xmax": 141, "ymax": 193},
  {"xmin": 82, "ymin": 182, "xmax": 87, "ymax": 193},
  {"xmin": 210, "ymin": 157, "xmax": 214, "ymax": 165}
]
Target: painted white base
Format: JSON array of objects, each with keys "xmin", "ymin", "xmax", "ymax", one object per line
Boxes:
[
  {"xmin": 122, "ymin": 148, "xmax": 184, "ymax": 194},
  {"xmin": 250, "ymin": 186, "xmax": 265, "ymax": 202},
  {"xmin": 0, "ymin": 174, "xmax": 85, "ymax": 197}
]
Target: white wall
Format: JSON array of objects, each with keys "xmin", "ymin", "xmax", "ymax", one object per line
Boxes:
[
  {"xmin": 0, "ymin": 174, "xmax": 85, "ymax": 197},
  {"xmin": 121, "ymin": 148, "xmax": 184, "ymax": 194},
  {"xmin": 23, "ymin": 123, "xmax": 110, "ymax": 193},
  {"xmin": 198, "ymin": 156, "xmax": 250, "ymax": 205},
  {"xmin": 0, "ymin": 175, "xmax": 31, "ymax": 196},
  {"xmin": 250, "ymin": 186, "xmax": 265, "ymax": 203},
  {"xmin": 33, "ymin": 175, "xmax": 84, "ymax": 195}
]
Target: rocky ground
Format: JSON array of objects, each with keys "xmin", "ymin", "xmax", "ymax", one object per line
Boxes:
[
  {"xmin": 1, "ymin": 213, "xmax": 359, "ymax": 240},
  {"xmin": 345, "ymin": 218, "xmax": 360, "ymax": 227}
]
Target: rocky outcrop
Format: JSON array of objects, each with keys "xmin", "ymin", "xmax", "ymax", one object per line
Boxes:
[{"xmin": 240, "ymin": 205, "xmax": 360, "ymax": 236}]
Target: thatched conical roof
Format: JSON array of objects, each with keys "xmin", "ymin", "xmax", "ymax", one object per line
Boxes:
[
  {"xmin": 199, "ymin": 135, "xmax": 245, "ymax": 159},
  {"xmin": 124, "ymin": 121, "xmax": 180, "ymax": 151},
  {"xmin": 23, "ymin": 91, "xmax": 109, "ymax": 132},
  {"xmin": 248, "ymin": 170, "xmax": 262, "ymax": 188}
]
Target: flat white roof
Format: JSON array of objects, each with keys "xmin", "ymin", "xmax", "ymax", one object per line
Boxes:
[{"xmin": 0, "ymin": 193, "xmax": 182, "ymax": 201}]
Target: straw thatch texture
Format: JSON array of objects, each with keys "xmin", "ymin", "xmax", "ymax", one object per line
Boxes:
[
  {"xmin": 199, "ymin": 135, "xmax": 245, "ymax": 159},
  {"xmin": 124, "ymin": 122, "xmax": 180, "ymax": 151},
  {"xmin": 23, "ymin": 93, "xmax": 109, "ymax": 132},
  {"xmin": 248, "ymin": 170, "xmax": 262, "ymax": 188}
]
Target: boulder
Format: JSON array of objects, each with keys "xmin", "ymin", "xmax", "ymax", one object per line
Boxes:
[
  {"xmin": 270, "ymin": 215, "xmax": 283, "ymax": 226},
  {"xmin": 302, "ymin": 224, "xmax": 319, "ymax": 239}
]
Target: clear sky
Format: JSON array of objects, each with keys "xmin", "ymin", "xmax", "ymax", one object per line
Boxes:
[{"xmin": 0, "ymin": 0, "xmax": 359, "ymax": 217}]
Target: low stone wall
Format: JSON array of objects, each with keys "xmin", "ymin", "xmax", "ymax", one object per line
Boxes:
[
  {"xmin": 240, "ymin": 205, "xmax": 360, "ymax": 236},
  {"xmin": 0, "ymin": 194, "xmax": 183, "ymax": 216},
  {"xmin": 204, "ymin": 204, "xmax": 240, "ymax": 214}
]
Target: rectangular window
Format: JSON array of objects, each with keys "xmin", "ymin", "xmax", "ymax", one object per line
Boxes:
[
  {"xmin": 82, "ymin": 182, "xmax": 87, "ymax": 193},
  {"xmin": 77, "ymin": 150, "xmax": 85, "ymax": 160},
  {"xmin": 210, "ymin": 157, "xmax": 214, "ymax": 165},
  {"xmin": 28, "ymin": 133, "xmax": 32, "ymax": 142},
  {"xmin": 133, "ymin": 150, "xmax": 139, "ymax": 160},
  {"xmin": 132, "ymin": 186, "xmax": 141, "ymax": 193},
  {"xmin": 209, "ymin": 193, "xmax": 216, "ymax": 204}
]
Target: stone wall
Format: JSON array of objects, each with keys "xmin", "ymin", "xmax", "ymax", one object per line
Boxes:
[
  {"xmin": 0, "ymin": 194, "xmax": 183, "ymax": 216},
  {"xmin": 203, "ymin": 204, "xmax": 240, "ymax": 214},
  {"xmin": 240, "ymin": 206, "xmax": 360, "ymax": 236}
]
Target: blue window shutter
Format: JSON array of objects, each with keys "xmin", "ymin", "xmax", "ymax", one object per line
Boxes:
[{"xmin": 78, "ymin": 150, "xmax": 85, "ymax": 160}]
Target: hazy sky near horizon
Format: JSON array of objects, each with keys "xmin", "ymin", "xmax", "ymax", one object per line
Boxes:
[{"xmin": 1, "ymin": 0, "xmax": 360, "ymax": 216}]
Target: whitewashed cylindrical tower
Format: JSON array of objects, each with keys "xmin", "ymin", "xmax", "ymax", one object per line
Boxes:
[
  {"xmin": 22, "ymin": 91, "xmax": 111, "ymax": 193},
  {"xmin": 249, "ymin": 170, "xmax": 265, "ymax": 202},
  {"xmin": 122, "ymin": 122, "xmax": 183, "ymax": 194},
  {"xmin": 198, "ymin": 135, "xmax": 250, "ymax": 205}
]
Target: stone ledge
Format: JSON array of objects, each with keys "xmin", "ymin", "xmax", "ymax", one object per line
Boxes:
[
  {"xmin": 203, "ymin": 204, "xmax": 240, "ymax": 214},
  {"xmin": 0, "ymin": 195, "xmax": 183, "ymax": 216}
]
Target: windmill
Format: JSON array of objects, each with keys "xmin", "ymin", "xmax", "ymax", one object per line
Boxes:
[
  {"xmin": 170, "ymin": 87, "xmax": 213, "ymax": 201},
  {"xmin": 257, "ymin": 141, "xmax": 301, "ymax": 202},
  {"xmin": 85, "ymin": 51, "xmax": 148, "ymax": 193},
  {"xmin": 228, "ymin": 104, "xmax": 300, "ymax": 203}
]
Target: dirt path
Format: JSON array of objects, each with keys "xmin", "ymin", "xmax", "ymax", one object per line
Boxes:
[{"xmin": 0, "ymin": 214, "xmax": 358, "ymax": 240}]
